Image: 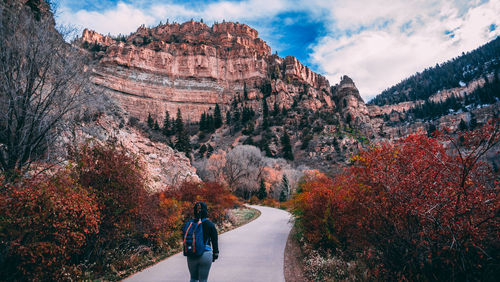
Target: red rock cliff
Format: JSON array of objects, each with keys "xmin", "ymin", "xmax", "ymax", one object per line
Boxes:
[{"xmin": 76, "ymin": 21, "xmax": 334, "ymax": 122}]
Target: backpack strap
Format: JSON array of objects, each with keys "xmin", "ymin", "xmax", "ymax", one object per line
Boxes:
[{"xmin": 183, "ymin": 221, "xmax": 194, "ymax": 253}]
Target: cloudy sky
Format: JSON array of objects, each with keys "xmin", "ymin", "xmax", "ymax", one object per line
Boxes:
[{"xmin": 54, "ymin": 0, "xmax": 500, "ymax": 101}]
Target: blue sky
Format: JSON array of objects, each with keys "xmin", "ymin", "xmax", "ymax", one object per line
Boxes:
[{"xmin": 54, "ymin": 0, "xmax": 500, "ymax": 101}]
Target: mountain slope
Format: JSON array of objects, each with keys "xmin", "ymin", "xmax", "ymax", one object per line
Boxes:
[{"xmin": 370, "ymin": 37, "xmax": 500, "ymax": 106}]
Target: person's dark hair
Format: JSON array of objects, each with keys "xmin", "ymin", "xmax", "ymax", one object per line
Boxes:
[{"xmin": 194, "ymin": 202, "xmax": 208, "ymax": 219}]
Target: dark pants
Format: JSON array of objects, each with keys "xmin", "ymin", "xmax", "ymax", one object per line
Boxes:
[{"xmin": 187, "ymin": 250, "xmax": 213, "ymax": 282}]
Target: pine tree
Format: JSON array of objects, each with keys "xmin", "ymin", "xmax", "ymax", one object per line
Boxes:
[
  {"xmin": 199, "ymin": 112, "xmax": 207, "ymax": 131},
  {"xmin": 207, "ymin": 144, "xmax": 214, "ymax": 157},
  {"xmin": 257, "ymin": 178, "xmax": 267, "ymax": 200},
  {"xmin": 226, "ymin": 110, "xmax": 232, "ymax": 125},
  {"xmin": 427, "ymin": 123, "xmax": 437, "ymax": 137},
  {"xmin": 214, "ymin": 104, "xmax": 222, "ymax": 129},
  {"xmin": 147, "ymin": 113, "xmax": 154, "ymax": 128},
  {"xmin": 207, "ymin": 114, "xmax": 214, "ymax": 132},
  {"xmin": 262, "ymin": 98, "xmax": 270, "ymax": 129},
  {"xmin": 233, "ymin": 110, "xmax": 240, "ymax": 123},
  {"xmin": 469, "ymin": 116, "xmax": 478, "ymax": 129},
  {"xmin": 198, "ymin": 144, "xmax": 207, "ymax": 158},
  {"xmin": 345, "ymin": 113, "xmax": 352, "ymax": 125},
  {"xmin": 279, "ymin": 174, "xmax": 290, "ymax": 202},
  {"xmin": 281, "ymin": 131, "xmax": 294, "ymax": 160},
  {"xmin": 458, "ymin": 118, "xmax": 468, "ymax": 131},
  {"xmin": 163, "ymin": 110, "xmax": 171, "ymax": 136},
  {"xmin": 243, "ymin": 82, "xmax": 248, "ymax": 100},
  {"xmin": 175, "ymin": 108, "xmax": 184, "ymax": 133},
  {"xmin": 175, "ymin": 108, "xmax": 191, "ymax": 155},
  {"xmin": 154, "ymin": 120, "xmax": 160, "ymax": 130}
]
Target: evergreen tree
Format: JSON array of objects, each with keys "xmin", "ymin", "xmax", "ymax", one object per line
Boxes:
[
  {"xmin": 214, "ymin": 104, "xmax": 223, "ymax": 129},
  {"xmin": 226, "ymin": 111, "xmax": 232, "ymax": 125},
  {"xmin": 262, "ymin": 98, "xmax": 270, "ymax": 129},
  {"xmin": 154, "ymin": 120, "xmax": 160, "ymax": 130},
  {"xmin": 175, "ymin": 108, "xmax": 184, "ymax": 133},
  {"xmin": 163, "ymin": 110, "xmax": 171, "ymax": 136},
  {"xmin": 281, "ymin": 131, "xmax": 294, "ymax": 161},
  {"xmin": 279, "ymin": 174, "xmax": 290, "ymax": 202},
  {"xmin": 427, "ymin": 123, "xmax": 437, "ymax": 137},
  {"xmin": 469, "ymin": 116, "xmax": 478, "ymax": 129},
  {"xmin": 198, "ymin": 144, "xmax": 207, "ymax": 158},
  {"xmin": 175, "ymin": 108, "xmax": 191, "ymax": 155},
  {"xmin": 242, "ymin": 106, "xmax": 254, "ymax": 124},
  {"xmin": 147, "ymin": 113, "xmax": 154, "ymax": 128},
  {"xmin": 207, "ymin": 144, "xmax": 214, "ymax": 157},
  {"xmin": 458, "ymin": 118, "xmax": 468, "ymax": 131},
  {"xmin": 207, "ymin": 114, "xmax": 214, "ymax": 132},
  {"xmin": 199, "ymin": 112, "xmax": 207, "ymax": 131},
  {"xmin": 243, "ymin": 82, "xmax": 248, "ymax": 100},
  {"xmin": 257, "ymin": 178, "xmax": 267, "ymax": 200},
  {"xmin": 345, "ymin": 113, "xmax": 352, "ymax": 125},
  {"xmin": 233, "ymin": 110, "xmax": 240, "ymax": 123}
]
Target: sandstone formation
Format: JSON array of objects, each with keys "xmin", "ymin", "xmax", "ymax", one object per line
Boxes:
[
  {"xmin": 76, "ymin": 21, "xmax": 334, "ymax": 123},
  {"xmin": 332, "ymin": 76, "xmax": 370, "ymax": 125}
]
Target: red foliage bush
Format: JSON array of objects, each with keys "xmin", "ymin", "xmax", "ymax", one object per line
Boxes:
[
  {"xmin": 0, "ymin": 172, "xmax": 100, "ymax": 281},
  {"xmin": 71, "ymin": 142, "xmax": 148, "ymax": 242},
  {"xmin": 293, "ymin": 120, "xmax": 500, "ymax": 280},
  {"xmin": 163, "ymin": 181, "xmax": 239, "ymax": 224}
]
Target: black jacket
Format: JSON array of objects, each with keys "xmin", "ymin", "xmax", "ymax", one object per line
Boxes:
[{"xmin": 201, "ymin": 219, "xmax": 219, "ymax": 254}]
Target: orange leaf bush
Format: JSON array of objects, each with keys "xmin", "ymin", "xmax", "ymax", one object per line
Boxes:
[
  {"xmin": 163, "ymin": 181, "xmax": 239, "ymax": 224},
  {"xmin": 293, "ymin": 120, "xmax": 500, "ymax": 280},
  {"xmin": 1, "ymin": 142, "xmax": 240, "ymax": 280},
  {"xmin": 0, "ymin": 172, "xmax": 100, "ymax": 281}
]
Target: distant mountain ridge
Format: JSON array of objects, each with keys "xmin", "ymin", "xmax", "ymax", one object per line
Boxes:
[{"xmin": 370, "ymin": 37, "xmax": 500, "ymax": 106}]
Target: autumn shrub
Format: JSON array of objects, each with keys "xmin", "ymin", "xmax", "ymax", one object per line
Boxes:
[
  {"xmin": 248, "ymin": 195, "xmax": 259, "ymax": 204},
  {"xmin": 0, "ymin": 172, "xmax": 100, "ymax": 281},
  {"xmin": 261, "ymin": 198, "xmax": 280, "ymax": 207},
  {"xmin": 163, "ymin": 181, "xmax": 239, "ymax": 224},
  {"xmin": 293, "ymin": 120, "xmax": 500, "ymax": 280},
  {"xmin": 71, "ymin": 142, "xmax": 148, "ymax": 244}
]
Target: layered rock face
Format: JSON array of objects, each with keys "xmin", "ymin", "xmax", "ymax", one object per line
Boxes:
[
  {"xmin": 77, "ymin": 21, "xmax": 333, "ymax": 122},
  {"xmin": 332, "ymin": 76, "xmax": 370, "ymax": 125}
]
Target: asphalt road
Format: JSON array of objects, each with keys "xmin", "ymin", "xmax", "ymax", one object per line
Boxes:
[{"xmin": 124, "ymin": 205, "xmax": 292, "ymax": 282}]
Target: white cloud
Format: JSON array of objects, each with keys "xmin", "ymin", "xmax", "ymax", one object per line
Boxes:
[
  {"xmin": 309, "ymin": 0, "xmax": 500, "ymax": 101},
  {"xmin": 56, "ymin": 0, "xmax": 500, "ymax": 102},
  {"xmin": 57, "ymin": 0, "xmax": 289, "ymax": 36},
  {"xmin": 58, "ymin": 2, "xmax": 156, "ymax": 35}
]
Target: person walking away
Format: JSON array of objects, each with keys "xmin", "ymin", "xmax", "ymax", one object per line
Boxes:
[{"xmin": 182, "ymin": 202, "xmax": 219, "ymax": 282}]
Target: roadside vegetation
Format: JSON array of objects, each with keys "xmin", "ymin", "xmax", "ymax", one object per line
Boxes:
[
  {"xmin": 290, "ymin": 119, "xmax": 499, "ymax": 281},
  {"xmin": 1, "ymin": 141, "xmax": 250, "ymax": 280}
]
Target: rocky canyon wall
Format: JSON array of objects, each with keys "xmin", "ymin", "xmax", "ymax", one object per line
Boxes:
[{"xmin": 77, "ymin": 21, "xmax": 335, "ymax": 123}]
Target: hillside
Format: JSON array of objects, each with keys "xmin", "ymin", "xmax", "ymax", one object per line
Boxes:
[
  {"xmin": 75, "ymin": 22, "xmax": 373, "ymax": 172},
  {"xmin": 370, "ymin": 37, "xmax": 500, "ymax": 106}
]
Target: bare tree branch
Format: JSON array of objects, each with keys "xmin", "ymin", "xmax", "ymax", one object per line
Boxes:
[{"xmin": 0, "ymin": 5, "xmax": 91, "ymax": 180}]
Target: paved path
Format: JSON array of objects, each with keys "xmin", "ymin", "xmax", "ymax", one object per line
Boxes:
[{"xmin": 125, "ymin": 205, "xmax": 292, "ymax": 282}]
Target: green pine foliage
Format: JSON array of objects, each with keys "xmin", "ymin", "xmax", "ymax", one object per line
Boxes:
[
  {"xmin": 279, "ymin": 174, "xmax": 290, "ymax": 202},
  {"xmin": 257, "ymin": 178, "xmax": 267, "ymax": 200},
  {"xmin": 262, "ymin": 98, "xmax": 270, "ymax": 129},
  {"xmin": 281, "ymin": 131, "xmax": 294, "ymax": 161},
  {"xmin": 162, "ymin": 111, "xmax": 172, "ymax": 136},
  {"xmin": 214, "ymin": 104, "xmax": 223, "ymax": 129},
  {"xmin": 147, "ymin": 113, "xmax": 154, "ymax": 129},
  {"xmin": 174, "ymin": 109, "xmax": 191, "ymax": 155}
]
